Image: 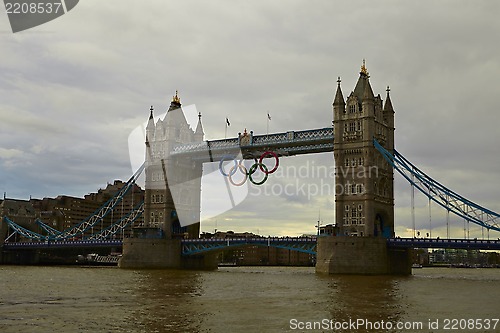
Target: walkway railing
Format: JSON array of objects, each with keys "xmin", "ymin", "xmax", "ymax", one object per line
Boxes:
[{"xmin": 171, "ymin": 127, "xmax": 334, "ymax": 160}]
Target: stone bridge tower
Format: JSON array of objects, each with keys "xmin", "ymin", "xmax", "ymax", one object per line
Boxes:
[
  {"xmin": 120, "ymin": 92, "xmax": 207, "ymax": 268},
  {"xmin": 333, "ymin": 61, "xmax": 395, "ymax": 238},
  {"xmin": 143, "ymin": 91, "xmax": 203, "ymax": 240},
  {"xmin": 317, "ymin": 62, "xmax": 409, "ymax": 275}
]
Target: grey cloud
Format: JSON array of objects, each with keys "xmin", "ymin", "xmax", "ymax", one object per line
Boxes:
[{"xmin": 1, "ymin": 0, "xmax": 499, "ymax": 236}]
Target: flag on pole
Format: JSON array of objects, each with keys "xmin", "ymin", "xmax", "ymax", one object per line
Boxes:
[
  {"xmin": 226, "ymin": 118, "xmax": 230, "ymax": 126},
  {"xmin": 267, "ymin": 113, "xmax": 271, "ymax": 120}
]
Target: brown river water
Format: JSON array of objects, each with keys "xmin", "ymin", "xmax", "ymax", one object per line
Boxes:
[{"xmin": 0, "ymin": 266, "xmax": 499, "ymax": 332}]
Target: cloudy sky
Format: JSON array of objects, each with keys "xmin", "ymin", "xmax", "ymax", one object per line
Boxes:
[{"xmin": 1, "ymin": 0, "xmax": 499, "ymax": 238}]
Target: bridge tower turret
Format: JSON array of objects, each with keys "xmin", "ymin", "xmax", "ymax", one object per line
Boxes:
[
  {"xmin": 121, "ymin": 91, "xmax": 206, "ymax": 268},
  {"xmin": 317, "ymin": 62, "xmax": 407, "ymax": 275},
  {"xmin": 333, "ymin": 61, "xmax": 395, "ymax": 238},
  {"xmin": 142, "ymin": 91, "xmax": 202, "ymax": 240}
]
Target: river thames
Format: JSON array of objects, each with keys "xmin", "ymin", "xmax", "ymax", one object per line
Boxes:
[{"xmin": 0, "ymin": 266, "xmax": 499, "ymax": 332}]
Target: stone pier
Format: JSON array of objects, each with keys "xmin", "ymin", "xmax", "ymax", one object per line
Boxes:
[
  {"xmin": 315, "ymin": 236, "xmax": 411, "ymax": 275},
  {"xmin": 118, "ymin": 238, "xmax": 218, "ymax": 270},
  {"xmin": 118, "ymin": 238, "xmax": 181, "ymax": 269}
]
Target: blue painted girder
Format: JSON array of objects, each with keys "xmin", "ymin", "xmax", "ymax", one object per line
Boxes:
[{"xmin": 181, "ymin": 237, "xmax": 318, "ymax": 255}]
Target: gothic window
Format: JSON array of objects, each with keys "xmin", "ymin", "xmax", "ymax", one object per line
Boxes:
[
  {"xmin": 344, "ymin": 158, "xmax": 349, "ymax": 167},
  {"xmin": 351, "ymin": 184, "xmax": 357, "ymax": 194},
  {"xmin": 351, "ymin": 158, "xmax": 356, "ymax": 167},
  {"xmin": 150, "ymin": 212, "xmax": 159, "ymax": 225},
  {"xmin": 344, "ymin": 123, "xmax": 348, "ymax": 133},
  {"xmin": 152, "ymin": 194, "xmax": 164, "ymax": 203},
  {"xmin": 357, "ymin": 184, "xmax": 363, "ymax": 194},
  {"xmin": 349, "ymin": 122, "xmax": 356, "ymax": 132},
  {"xmin": 152, "ymin": 172, "xmax": 164, "ymax": 181},
  {"xmin": 349, "ymin": 105, "xmax": 356, "ymax": 113},
  {"xmin": 352, "ymin": 207, "xmax": 357, "ymax": 217}
]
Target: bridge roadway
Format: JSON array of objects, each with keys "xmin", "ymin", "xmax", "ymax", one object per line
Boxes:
[
  {"xmin": 3, "ymin": 237, "xmax": 500, "ymax": 253},
  {"xmin": 387, "ymin": 237, "xmax": 500, "ymax": 250}
]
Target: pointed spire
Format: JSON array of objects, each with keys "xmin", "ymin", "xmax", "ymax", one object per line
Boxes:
[
  {"xmin": 360, "ymin": 59, "xmax": 369, "ymax": 77},
  {"xmin": 195, "ymin": 111, "xmax": 204, "ymax": 139},
  {"xmin": 147, "ymin": 106, "xmax": 155, "ymax": 126},
  {"xmin": 168, "ymin": 90, "xmax": 182, "ymax": 112},
  {"xmin": 333, "ymin": 76, "xmax": 345, "ymax": 106},
  {"xmin": 383, "ymin": 86, "xmax": 394, "ymax": 112},
  {"xmin": 353, "ymin": 60, "xmax": 372, "ymax": 101},
  {"xmin": 172, "ymin": 90, "xmax": 181, "ymax": 104},
  {"xmin": 146, "ymin": 106, "xmax": 155, "ymax": 143}
]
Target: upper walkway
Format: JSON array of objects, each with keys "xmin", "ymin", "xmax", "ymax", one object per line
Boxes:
[{"xmin": 170, "ymin": 127, "xmax": 334, "ymax": 161}]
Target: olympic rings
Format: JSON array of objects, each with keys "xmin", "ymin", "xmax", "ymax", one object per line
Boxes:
[
  {"xmin": 219, "ymin": 155, "xmax": 238, "ymax": 177},
  {"xmin": 259, "ymin": 151, "xmax": 279, "ymax": 174},
  {"xmin": 218, "ymin": 151, "xmax": 279, "ymax": 186},
  {"xmin": 248, "ymin": 163, "xmax": 268, "ymax": 185},
  {"xmin": 228, "ymin": 164, "xmax": 248, "ymax": 186}
]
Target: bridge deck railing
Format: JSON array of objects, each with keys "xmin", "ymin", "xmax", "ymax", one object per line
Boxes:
[
  {"xmin": 2, "ymin": 239, "xmax": 123, "ymax": 249},
  {"xmin": 4, "ymin": 237, "xmax": 500, "ymax": 251},
  {"xmin": 388, "ymin": 237, "xmax": 500, "ymax": 250}
]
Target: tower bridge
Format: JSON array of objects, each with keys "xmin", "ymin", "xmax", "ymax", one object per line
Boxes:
[{"xmin": 2, "ymin": 62, "xmax": 500, "ymax": 273}]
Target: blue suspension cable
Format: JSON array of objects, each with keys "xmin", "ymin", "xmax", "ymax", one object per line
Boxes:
[{"xmin": 374, "ymin": 139, "xmax": 500, "ymax": 233}]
